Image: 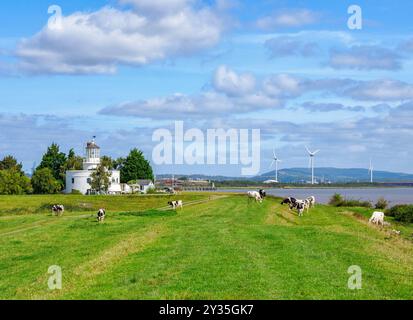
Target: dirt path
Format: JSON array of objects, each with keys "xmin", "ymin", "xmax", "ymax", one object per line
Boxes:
[{"xmin": 0, "ymin": 195, "xmax": 228, "ymax": 237}]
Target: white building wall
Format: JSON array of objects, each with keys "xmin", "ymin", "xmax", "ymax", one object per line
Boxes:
[{"xmin": 65, "ymin": 170, "xmax": 121, "ymax": 195}]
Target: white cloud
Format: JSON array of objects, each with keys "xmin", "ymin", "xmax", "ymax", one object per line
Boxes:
[
  {"xmin": 265, "ymin": 36, "xmax": 319, "ymax": 58},
  {"xmin": 119, "ymin": 0, "xmax": 190, "ymax": 14},
  {"xmin": 263, "ymin": 74, "xmax": 304, "ymax": 98},
  {"xmin": 99, "ymin": 65, "xmax": 413, "ymax": 119},
  {"xmin": 15, "ymin": 2, "xmax": 225, "ymax": 75},
  {"xmin": 257, "ymin": 9, "xmax": 319, "ymax": 30},
  {"xmin": 346, "ymin": 80, "xmax": 413, "ymax": 101},
  {"xmin": 329, "ymin": 45, "xmax": 402, "ymax": 70},
  {"xmin": 213, "ymin": 65, "xmax": 256, "ymax": 96}
]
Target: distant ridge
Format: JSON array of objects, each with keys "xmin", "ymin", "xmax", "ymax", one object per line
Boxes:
[{"xmin": 157, "ymin": 167, "xmax": 413, "ymax": 183}]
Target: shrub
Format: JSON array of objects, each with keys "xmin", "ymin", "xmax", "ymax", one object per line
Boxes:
[
  {"xmin": 71, "ymin": 189, "xmax": 83, "ymax": 195},
  {"xmin": 329, "ymin": 193, "xmax": 343, "ymax": 206},
  {"xmin": 31, "ymin": 168, "xmax": 61, "ymax": 194},
  {"xmin": 0, "ymin": 169, "xmax": 33, "ymax": 195},
  {"xmin": 146, "ymin": 187, "xmax": 157, "ymax": 195},
  {"xmin": 386, "ymin": 205, "xmax": 413, "ymax": 223},
  {"xmin": 375, "ymin": 197, "xmax": 388, "ymax": 210},
  {"xmin": 329, "ymin": 193, "xmax": 372, "ymax": 208}
]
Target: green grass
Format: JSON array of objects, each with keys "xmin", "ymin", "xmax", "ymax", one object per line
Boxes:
[{"xmin": 0, "ymin": 194, "xmax": 412, "ymax": 300}]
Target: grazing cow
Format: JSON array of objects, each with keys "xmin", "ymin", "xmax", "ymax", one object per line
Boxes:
[
  {"xmin": 168, "ymin": 200, "xmax": 183, "ymax": 210},
  {"xmin": 369, "ymin": 211, "xmax": 385, "ymax": 226},
  {"xmin": 296, "ymin": 200, "xmax": 306, "ymax": 217},
  {"xmin": 97, "ymin": 209, "xmax": 106, "ymax": 222},
  {"xmin": 52, "ymin": 205, "xmax": 64, "ymax": 216},
  {"xmin": 259, "ymin": 190, "xmax": 267, "ymax": 199},
  {"xmin": 247, "ymin": 191, "xmax": 263, "ymax": 203},
  {"xmin": 306, "ymin": 196, "xmax": 316, "ymax": 208},
  {"xmin": 280, "ymin": 197, "xmax": 297, "ymax": 210}
]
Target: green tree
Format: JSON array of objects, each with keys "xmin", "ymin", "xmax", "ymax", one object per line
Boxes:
[
  {"xmin": 0, "ymin": 156, "xmax": 24, "ymax": 174},
  {"xmin": 120, "ymin": 149, "xmax": 154, "ymax": 183},
  {"xmin": 101, "ymin": 156, "xmax": 114, "ymax": 170},
  {"xmin": 113, "ymin": 157, "xmax": 125, "ymax": 170},
  {"xmin": 90, "ymin": 165, "xmax": 111, "ymax": 193},
  {"xmin": 31, "ymin": 168, "xmax": 61, "ymax": 194},
  {"xmin": 0, "ymin": 169, "xmax": 32, "ymax": 195},
  {"xmin": 65, "ymin": 149, "xmax": 83, "ymax": 171},
  {"xmin": 37, "ymin": 143, "xmax": 67, "ymax": 187}
]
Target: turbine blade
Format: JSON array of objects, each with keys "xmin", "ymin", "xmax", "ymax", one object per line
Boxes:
[
  {"xmin": 313, "ymin": 150, "xmax": 321, "ymax": 155},
  {"xmin": 269, "ymin": 160, "xmax": 275, "ymax": 169},
  {"xmin": 305, "ymin": 146, "xmax": 311, "ymax": 154}
]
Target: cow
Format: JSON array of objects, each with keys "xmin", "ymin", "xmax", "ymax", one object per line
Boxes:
[
  {"xmin": 97, "ymin": 209, "xmax": 106, "ymax": 222},
  {"xmin": 369, "ymin": 211, "xmax": 385, "ymax": 226},
  {"xmin": 247, "ymin": 191, "xmax": 263, "ymax": 203},
  {"xmin": 280, "ymin": 197, "xmax": 297, "ymax": 210},
  {"xmin": 306, "ymin": 196, "xmax": 316, "ymax": 208},
  {"xmin": 259, "ymin": 190, "xmax": 267, "ymax": 199},
  {"xmin": 296, "ymin": 200, "xmax": 306, "ymax": 217},
  {"xmin": 168, "ymin": 200, "xmax": 183, "ymax": 210},
  {"xmin": 52, "ymin": 205, "xmax": 64, "ymax": 216}
]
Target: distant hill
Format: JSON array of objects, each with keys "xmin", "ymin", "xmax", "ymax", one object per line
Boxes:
[
  {"xmin": 257, "ymin": 167, "xmax": 413, "ymax": 183},
  {"xmin": 158, "ymin": 167, "xmax": 413, "ymax": 183}
]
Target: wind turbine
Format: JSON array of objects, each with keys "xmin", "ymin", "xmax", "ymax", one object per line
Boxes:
[
  {"xmin": 269, "ymin": 150, "xmax": 282, "ymax": 183},
  {"xmin": 306, "ymin": 146, "xmax": 320, "ymax": 185},
  {"xmin": 368, "ymin": 159, "xmax": 374, "ymax": 183}
]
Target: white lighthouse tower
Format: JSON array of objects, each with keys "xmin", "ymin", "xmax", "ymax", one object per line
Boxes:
[
  {"xmin": 65, "ymin": 137, "xmax": 121, "ymax": 195},
  {"xmin": 83, "ymin": 137, "xmax": 101, "ymax": 171}
]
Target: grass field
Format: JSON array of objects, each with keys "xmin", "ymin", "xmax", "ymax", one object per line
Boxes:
[{"xmin": 0, "ymin": 193, "xmax": 412, "ymax": 300}]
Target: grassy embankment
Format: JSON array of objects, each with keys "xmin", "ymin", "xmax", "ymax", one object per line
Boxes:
[{"xmin": 0, "ymin": 193, "xmax": 412, "ymax": 300}]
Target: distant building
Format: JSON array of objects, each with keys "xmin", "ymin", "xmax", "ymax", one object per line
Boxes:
[
  {"xmin": 127, "ymin": 180, "xmax": 155, "ymax": 194},
  {"xmin": 156, "ymin": 178, "xmax": 216, "ymax": 191},
  {"xmin": 65, "ymin": 138, "xmax": 122, "ymax": 195}
]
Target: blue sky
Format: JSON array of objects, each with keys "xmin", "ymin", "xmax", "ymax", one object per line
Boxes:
[{"xmin": 0, "ymin": 0, "xmax": 413, "ymax": 176}]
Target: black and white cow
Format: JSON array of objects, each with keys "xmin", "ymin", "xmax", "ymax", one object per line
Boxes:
[
  {"xmin": 52, "ymin": 205, "xmax": 65, "ymax": 216},
  {"xmin": 168, "ymin": 200, "xmax": 183, "ymax": 210},
  {"xmin": 97, "ymin": 209, "xmax": 106, "ymax": 222},
  {"xmin": 280, "ymin": 197, "xmax": 297, "ymax": 210},
  {"xmin": 306, "ymin": 196, "xmax": 316, "ymax": 208},
  {"xmin": 247, "ymin": 191, "xmax": 263, "ymax": 203},
  {"xmin": 281, "ymin": 197, "xmax": 306, "ymax": 216},
  {"xmin": 296, "ymin": 200, "xmax": 306, "ymax": 217}
]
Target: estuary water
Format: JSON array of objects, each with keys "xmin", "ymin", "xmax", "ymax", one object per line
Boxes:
[{"xmin": 217, "ymin": 188, "xmax": 413, "ymax": 205}]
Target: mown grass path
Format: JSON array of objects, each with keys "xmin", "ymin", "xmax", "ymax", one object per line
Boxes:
[{"xmin": 0, "ymin": 194, "xmax": 412, "ymax": 300}]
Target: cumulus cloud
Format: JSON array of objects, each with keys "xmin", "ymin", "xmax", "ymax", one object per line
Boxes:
[
  {"xmin": 263, "ymin": 74, "xmax": 305, "ymax": 98},
  {"xmin": 213, "ymin": 65, "xmax": 256, "ymax": 96},
  {"xmin": 345, "ymin": 80, "xmax": 413, "ymax": 101},
  {"xmin": 0, "ymin": 113, "xmax": 158, "ymax": 172},
  {"xmin": 119, "ymin": 0, "xmax": 190, "ymax": 14},
  {"xmin": 14, "ymin": 1, "xmax": 225, "ymax": 75},
  {"xmin": 299, "ymin": 102, "xmax": 365, "ymax": 113},
  {"xmin": 100, "ymin": 66, "xmax": 286, "ymax": 118},
  {"xmin": 329, "ymin": 45, "xmax": 402, "ymax": 70},
  {"xmin": 265, "ymin": 36, "xmax": 319, "ymax": 58},
  {"xmin": 257, "ymin": 9, "xmax": 320, "ymax": 29},
  {"xmin": 100, "ymin": 65, "xmax": 413, "ymax": 119}
]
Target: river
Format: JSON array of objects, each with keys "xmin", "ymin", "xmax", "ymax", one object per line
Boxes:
[{"xmin": 216, "ymin": 187, "xmax": 413, "ymax": 205}]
